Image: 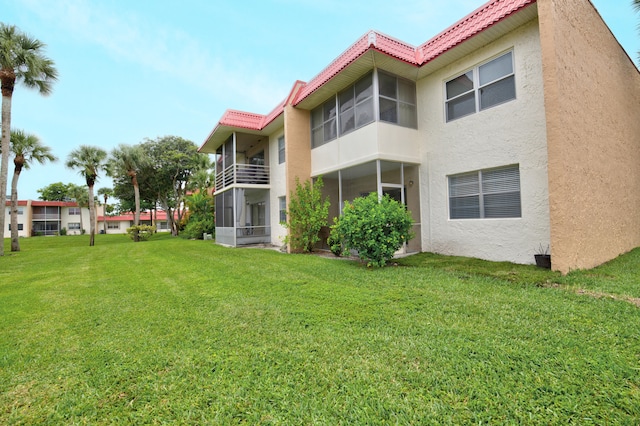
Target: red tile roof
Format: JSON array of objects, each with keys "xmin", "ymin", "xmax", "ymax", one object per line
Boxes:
[
  {"xmin": 5, "ymin": 200, "xmax": 79, "ymax": 207},
  {"xmin": 202, "ymin": 0, "xmax": 536, "ymax": 138},
  {"xmin": 98, "ymin": 210, "xmax": 172, "ymax": 222},
  {"xmin": 416, "ymin": 0, "xmax": 536, "ymax": 63}
]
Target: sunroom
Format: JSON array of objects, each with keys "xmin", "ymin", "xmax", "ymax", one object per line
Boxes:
[{"xmin": 212, "ymin": 132, "xmax": 271, "ymax": 246}]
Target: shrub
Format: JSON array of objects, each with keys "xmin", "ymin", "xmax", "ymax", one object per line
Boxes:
[
  {"xmin": 126, "ymin": 225, "xmax": 155, "ymax": 241},
  {"xmin": 330, "ymin": 193, "xmax": 414, "ymax": 267},
  {"xmin": 181, "ymin": 193, "xmax": 215, "ymax": 240},
  {"xmin": 181, "ymin": 217, "xmax": 215, "ymax": 240},
  {"xmin": 283, "ymin": 176, "xmax": 330, "ymax": 253},
  {"xmin": 59, "ymin": 228, "xmax": 67, "ymax": 236}
]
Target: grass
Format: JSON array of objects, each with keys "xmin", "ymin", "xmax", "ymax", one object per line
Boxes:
[{"xmin": 1, "ymin": 234, "xmax": 639, "ymax": 424}]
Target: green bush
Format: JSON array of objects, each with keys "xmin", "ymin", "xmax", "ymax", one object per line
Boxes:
[
  {"xmin": 283, "ymin": 176, "xmax": 330, "ymax": 253},
  {"xmin": 59, "ymin": 228, "xmax": 67, "ymax": 236},
  {"xmin": 126, "ymin": 225, "xmax": 155, "ymax": 241},
  {"xmin": 330, "ymin": 193, "xmax": 414, "ymax": 267},
  {"xmin": 181, "ymin": 217, "xmax": 215, "ymax": 240},
  {"xmin": 181, "ymin": 192, "xmax": 215, "ymax": 240}
]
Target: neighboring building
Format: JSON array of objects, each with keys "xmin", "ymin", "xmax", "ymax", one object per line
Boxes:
[
  {"xmin": 97, "ymin": 211, "xmax": 173, "ymax": 234},
  {"xmin": 3, "ymin": 200, "xmax": 93, "ymax": 237},
  {"xmin": 198, "ymin": 0, "xmax": 640, "ymax": 273}
]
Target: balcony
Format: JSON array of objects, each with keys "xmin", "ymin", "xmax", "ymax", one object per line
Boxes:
[
  {"xmin": 32, "ymin": 214, "xmax": 61, "ymax": 220},
  {"xmin": 215, "ymin": 163, "xmax": 269, "ymax": 191}
]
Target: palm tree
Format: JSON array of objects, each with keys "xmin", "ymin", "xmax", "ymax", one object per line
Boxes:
[
  {"xmin": 97, "ymin": 187, "xmax": 113, "ymax": 235},
  {"xmin": 107, "ymin": 144, "xmax": 145, "ymax": 241},
  {"xmin": 9, "ymin": 129, "xmax": 56, "ymax": 251},
  {"xmin": 66, "ymin": 145, "xmax": 107, "ymax": 246},
  {"xmin": 0, "ymin": 23, "xmax": 57, "ymax": 256},
  {"xmin": 67, "ymin": 183, "xmax": 88, "ymax": 234}
]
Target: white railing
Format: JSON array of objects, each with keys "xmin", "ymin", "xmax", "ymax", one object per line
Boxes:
[
  {"xmin": 215, "ymin": 163, "xmax": 269, "ymax": 190},
  {"xmin": 32, "ymin": 214, "xmax": 61, "ymax": 220}
]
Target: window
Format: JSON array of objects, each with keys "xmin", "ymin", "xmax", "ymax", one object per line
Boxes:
[
  {"xmin": 311, "ymin": 69, "xmax": 417, "ymax": 148},
  {"xmin": 378, "ymin": 71, "xmax": 417, "ymax": 128},
  {"xmin": 68, "ymin": 207, "xmax": 81, "ymax": 215},
  {"xmin": 8, "ymin": 224, "xmax": 24, "ymax": 231},
  {"xmin": 446, "ymin": 51, "xmax": 515, "ymax": 122},
  {"xmin": 449, "ymin": 165, "xmax": 521, "ymax": 219},
  {"xmin": 311, "ymin": 98, "xmax": 337, "ymax": 148},
  {"xmin": 107, "ymin": 222, "xmax": 120, "ymax": 229},
  {"xmin": 278, "ymin": 136, "xmax": 285, "ymax": 164},
  {"xmin": 279, "ymin": 196, "xmax": 286, "ymax": 223},
  {"xmin": 338, "ymin": 72, "xmax": 374, "ymax": 136},
  {"xmin": 68, "ymin": 222, "xmax": 81, "ymax": 230}
]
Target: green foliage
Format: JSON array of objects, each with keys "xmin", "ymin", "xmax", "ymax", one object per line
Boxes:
[
  {"xmin": 59, "ymin": 227, "xmax": 67, "ymax": 236},
  {"xmin": 181, "ymin": 192, "xmax": 215, "ymax": 240},
  {"xmin": 330, "ymin": 192, "xmax": 414, "ymax": 267},
  {"xmin": 37, "ymin": 182, "xmax": 73, "ymax": 201},
  {"xmin": 126, "ymin": 224, "xmax": 155, "ymax": 241},
  {"xmin": 283, "ymin": 176, "xmax": 330, "ymax": 252}
]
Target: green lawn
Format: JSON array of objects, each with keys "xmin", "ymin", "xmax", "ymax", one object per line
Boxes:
[{"xmin": 1, "ymin": 235, "xmax": 639, "ymax": 424}]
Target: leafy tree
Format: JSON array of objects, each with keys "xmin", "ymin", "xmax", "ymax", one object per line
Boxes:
[
  {"xmin": 65, "ymin": 145, "xmax": 107, "ymax": 246},
  {"xmin": 0, "ymin": 23, "xmax": 57, "ymax": 256},
  {"xmin": 38, "ymin": 181, "xmax": 72, "ymax": 201},
  {"xmin": 97, "ymin": 187, "xmax": 113, "ymax": 234},
  {"xmin": 181, "ymin": 191, "xmax": 215, "ymax": 240},
  {"xmin": 283, "ymin": 176, "xmax": 330, "ymax": 253},
  {"xmin": 142, "ymin": 136, "xmax": 203, "ymax": 236},
  {"xmin": 329, "ymin": 193, "xmax": 414, "ymax": 267},
  {"xmin": 107, "ymin": 144, "xmax": 146, "ymax": 241},
  {"xmin": 8, "ymin": 129, "xmax": 56, "ymax": 251}
]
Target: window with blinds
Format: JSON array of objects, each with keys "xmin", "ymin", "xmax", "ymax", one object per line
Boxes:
[
  {"xmin": 449, "ymin": 165, "xmax": 521, "ymax": 219},
  {"xmin": 446, "ymin": 51, "xmax": 516, "ymax": 122}
]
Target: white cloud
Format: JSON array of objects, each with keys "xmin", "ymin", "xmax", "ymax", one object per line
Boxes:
[{"xmin": 18, "ymin": 0, "xmax": 289, "ymax": 113}]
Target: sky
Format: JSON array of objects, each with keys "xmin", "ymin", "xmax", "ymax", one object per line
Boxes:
[{"xmin": 1, "ymin": 0, "xmax": 638, "ymax": 200}]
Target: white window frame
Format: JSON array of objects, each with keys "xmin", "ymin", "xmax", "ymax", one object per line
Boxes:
[
  {"xmin": 278, "ymin": 136, "xmax": 285, "ymax": 164},
  {"xmin": 279, "ymin": 196, "xmax": 287, "ymax": 223},
  {"xmin": 68, "ymin": 222, "xmax": 81, "ymax": 230},
  {"xmin": 378, "ymin": 70, "xmax": 417, "ymax": 128},
  {"xmin": 448, "ymin": 164, "xmax": 521, "ymax": 219},
  {"xmin": 445, "ymin": 50, "xmax": 516, "ymax": 122}
]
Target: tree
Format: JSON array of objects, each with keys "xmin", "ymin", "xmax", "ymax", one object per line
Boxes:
[
  {"xmin": 8, "ymin": 129, "xmax": 56, "ymax": 251},
  {"xmin": 107, "ymin": 144, "xmax": 145, "ymax": 241},
  {"xmin": 67, "ymin": 183, "xmax": 88, "ymax": 234},
  {"xmin": 65, "ymin": 145, "xmax": 107, "ymax": 246},
  {"xmin": 283, "ymin": 176, "xmax": 330, "ymax": 253},
  {"xmin": 181, "ymin": 191, "xmax": 215, "ymax": 240},
  {"xmin": 97, "ymin": 187, "xmax": 113, "ymax": 234},
  {"xmin": 142, "ymin": 136, "xmax": 203, "ymax": 236},
  {"xmin": 0, "ymin": 23, "xmax": 57, "ymax": 256},
  {"xmin": 37, "ymin": 182, "xmax": 72, "ymax": 201}
]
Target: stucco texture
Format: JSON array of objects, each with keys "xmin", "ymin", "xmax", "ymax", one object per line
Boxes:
[
  {"xmin": 418, "ymin": 18, "xmax": 551, "ymax": 266},
  {"xmin": 538, "ymin": 0, "xmax": 640, "ymax": 273}
]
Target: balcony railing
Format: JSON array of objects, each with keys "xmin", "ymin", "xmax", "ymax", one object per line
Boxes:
[
  {"xmin": 32, "ymin": 214, "xmax": 61, "ymax": 220},
  {"xmin": 215, "ymin": 163, "xmax": 269, "ymax": 190}
]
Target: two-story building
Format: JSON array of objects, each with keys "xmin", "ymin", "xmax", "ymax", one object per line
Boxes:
[
  {"xmin": 4, "ymin": 200, "xmax": 93, "ymax": 237},
  {"xmin": 198, "ymin": 0, "xmax": 640, "ymax": 273}
]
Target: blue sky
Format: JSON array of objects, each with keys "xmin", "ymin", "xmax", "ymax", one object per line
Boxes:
[{"xmin": 2, "ymin": 0, "xmax": 638, "ymax": 200}]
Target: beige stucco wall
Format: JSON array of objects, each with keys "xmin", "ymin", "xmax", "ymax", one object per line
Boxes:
[
  {"xmin": 538, "ymin": 0, "xmax": 640, "ymax": 273},
  {"xmin": 311, "ymin": 122, "xmax": 421, "ymax": 177},
  {"xmin": 417, "ymin": 18, "xmax": 551, "ymax": 265},
  {"xmin": 282, "ymin": 105, "xmax": 312, "ymax": 250}
]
